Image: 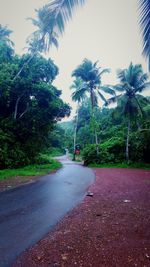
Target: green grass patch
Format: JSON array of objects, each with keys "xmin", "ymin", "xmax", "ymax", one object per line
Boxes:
[
  {"xmin": 89, "ymin": 162, "xmax": 150, "ymax": 170},
  {"xmin": 47, "ymin": 148, "xmax": 64, "ymax": 157},
  {"xmin": 0, "ymin": 158, "xmax": 62, "ymax": 181}
]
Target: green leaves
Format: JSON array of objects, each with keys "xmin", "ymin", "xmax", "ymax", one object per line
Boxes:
[
  {"xmin": 72, "ymin": 59, "xmax": 113, "ymax": 108},
  {"xmin": 47, "ymin": 0, "xmax": 86, "ymax": 34},
  {"xmin": 139, "ymin": 0, "xmax": 150, "ymax": 70},
  {"xmin": 0, "ymin": 48, "xmax": 70, "ymax": 168}
]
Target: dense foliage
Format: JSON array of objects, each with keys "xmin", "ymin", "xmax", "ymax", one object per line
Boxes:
[
  {"xmin": 61, "ymin": 93, "xmax": 150, "ymax": 165},
  {"xmin": 0, "ymin": 39, "xmax": 70, "ymax": 168}
]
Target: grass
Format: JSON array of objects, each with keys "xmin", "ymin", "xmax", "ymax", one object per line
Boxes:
[
  {"xmin": 0, "ymin": 158, "xmax": 62, "ymax": 181},
  {"xmin": 89, "ymin": 162, "xmax": 150, "ymax": 170},
  {"xmin": 47, "ymin": 148, "xmax": 64, "ymax": 157}
]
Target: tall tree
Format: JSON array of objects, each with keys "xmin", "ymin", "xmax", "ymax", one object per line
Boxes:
[
  {"xmin": 0, "ymin": 25, "xmax": 14, "ymax": 62},
  {"xmin": 0, "ymin": 52, "xmax": 70, "ymax": 168},
  {"xmin": 70, "ymin": 78, "xmax": 87, "ymax": 159},
  {"xmin": 13, "ymin": 6, "xmax": 59, "ymax": 80},
  {"xmin": 0, "ymin": 24, "xmax": 14, "ymax": 47},
  {"xmin": 14, "ymin": 0, "xmax": 86, "ymax": 79},
  {"xmin": 72, "ymin": 59, "xmax": 112, "ymax": 153},
  {"xmin": 139, "ymin": 0, "xmax": 150, "ymax": 71},
  {"xmin": 107, "ymin": 63, "xmax": 150, "ymax": 162}
]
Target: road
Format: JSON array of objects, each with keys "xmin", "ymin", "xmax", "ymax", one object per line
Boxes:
[{"xmin": 0, "ymin": 156, "xmax": 95, "ymax": 267}]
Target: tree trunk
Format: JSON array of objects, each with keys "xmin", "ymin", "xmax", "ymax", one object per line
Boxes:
[
  {"xmin": 13, "ymin": 34, "xmax": 46, "ymax": 81},
  {"xmin": 14, "ymin": 95, "xmax": 22, "ymax": 119},
  {"xmin": 126, "ymin": 119, "xmax": 130, "ymax": 163},
  {"xmin": 73, "ymin": 104, "xmax": 79, "ymax": 161},
  {"xmin": 19, "ymin": 103, "xmax": 29, "ymax": 119},
  {"xmin": 90, "ymin": 88, "xmax": 99, "ymax": 155},
  {"xmin": 95, "ymin": 129, "xmax": 99, "ymax": 155},
  {"xmin": 13, "ymin": 53, "xmax": 35, "ymax": 81}
]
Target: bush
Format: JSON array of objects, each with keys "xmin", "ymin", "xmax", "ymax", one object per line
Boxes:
[
  {"xmin": 82, "ymin": 137, "xmax": 125, "ymax": 165},
  {"xmin": 100, "ymin": 137, "xmax": 125, "ymax": 163},
  {"xmin": 33, "ymin": 154, "xmax": 52, "ymax": 165},
  {"xmin": 82, "ymin": 144, "xmax": 100, "ymax": 166},
  {"xmin": 0, "ymin": 129, "xmax": 30, "ymax": 169},
  {"xmin": 130, "ymin": 131, "xmax": 150, "ymax": 163}
]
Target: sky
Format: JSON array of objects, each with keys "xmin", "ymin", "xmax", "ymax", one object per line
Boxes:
[{"xmin": 0, "ymin": 0, "xmax": 149, "ymax": 118}]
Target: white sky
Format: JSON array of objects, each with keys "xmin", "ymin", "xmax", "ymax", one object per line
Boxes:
[{"xmin": 0, "ymin": 0, "xmax": 149, "ymax": 118}]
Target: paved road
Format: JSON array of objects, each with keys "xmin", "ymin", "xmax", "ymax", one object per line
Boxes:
[{"xmin": 0, "ymin": 156, "xmax": 95, "ymax": 267}]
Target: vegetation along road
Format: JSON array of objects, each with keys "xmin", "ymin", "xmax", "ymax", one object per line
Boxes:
[{"xmin": 0, "ymin": 156, "xmax": 95, "ymax": 267}]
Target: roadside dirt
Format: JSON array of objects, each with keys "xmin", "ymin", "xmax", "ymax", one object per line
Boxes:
[
  {"xmin": 0, "ymin": 169, "xmax": 57, "ymax": 192},
  {"xmin": 13, "ymin": 168, "xmax": 150, "ymax": 267},
  {"xmin": 0, "ymin": 175, "xmax": 42, "ymax": 192}
]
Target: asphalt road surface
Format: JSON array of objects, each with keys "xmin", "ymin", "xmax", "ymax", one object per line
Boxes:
[{"xmin": 0, "ymin": 156, "xmax": 95, "ymax": 267}]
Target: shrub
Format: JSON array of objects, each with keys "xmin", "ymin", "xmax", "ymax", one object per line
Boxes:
[
  {"xmin": 82, "ymin": 144, "xmax": 100, "ymax": 166},
  {"xmin": 82, "ymin": 137, "xmax": 125, "ymax": 165},
  {"xmin": 100, "ymin": 137, "xmax": 125, "ymax": 163},
  {"xmin": 130, "ymin": 131, "xmax": 150, "ymax": 163}
]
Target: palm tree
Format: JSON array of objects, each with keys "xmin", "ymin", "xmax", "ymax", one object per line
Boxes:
[
  {"xmin": 14, "ymin": 1, "xmax": 86, "ymax": 80},
  {"xmin": 0, "ymin": 25, "xmax": 14, "ymax": 62},
  {"xmin": 13, "ymin": 6, "xmax": 59, "ymax": 80},
  {"xmin": 107, "ymin": 63, "xmax": 150, "ymax": 162},
  {"xmin": 70, "ymin": 78, "xmax": 87, "ymax": 159},
  {"xmin": 46, "ymin": 0, "xmax": 86, "ymax": 35},
  {"xmin": 0, "ymin": 24, "xmax": 14, "ymax": 47},
  {"xmin": 72, "ymin": 59, "xmax": 112, "ymax": 153},
  {"xmin": 139, "ymin": 0, "xmax": 150, "ymax": 71}
]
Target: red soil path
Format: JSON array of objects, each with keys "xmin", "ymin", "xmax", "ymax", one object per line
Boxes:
[{"xmin": 13, "ymin": 168, "xmax": 150, "ymax": 267}]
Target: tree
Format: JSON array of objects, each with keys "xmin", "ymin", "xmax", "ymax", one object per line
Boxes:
[
  {"xmin": 72, "ymin": 59, "xmax": 112, "ymax": 153},
  {"xmin": 70, "ymin": 78, "xmax": 87, "ymax": 159},
  {"xmin": 139, "ymin": 0, "xmax": 150, "ymax": 71},
  {"xmin": 13, "ymin": 0, "xmax": 86, "ymax": 79},
  {"xmin": 108, "ymin": 63, "xmax": 150, "ymax": 162},
  {"xmin": 46, "ymin": 0, "xmax": 86, "ymax": 34},
  {"xmin": 13, "ymin": 6, "xmax": 59, "ymax": 80},
  {"xmin": 0, "ymin": 24, "xmax": 14, "ymax": 47},
  {"xmin": 0, "ymin": 51, "xmax": 70, "ymax": 168},
  {"xmin": 0, "ymin": 25, "xmax": 14, "ymax": 62}
]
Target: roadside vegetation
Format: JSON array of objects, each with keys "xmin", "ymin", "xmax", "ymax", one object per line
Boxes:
[
  {"xmin": 0, "ymin": 25, "xmax": 70, "ymax": 172},
  {"xmin": 0, "ymin": 155, "xmax": 62, "ymax": 181},
  {"xmin": 89, "ymin": 162, "xmax": 150, "ymax": 170},
  {"xmin": 60, "ymin": 70, "xmax": 150, "ymax": 167}
]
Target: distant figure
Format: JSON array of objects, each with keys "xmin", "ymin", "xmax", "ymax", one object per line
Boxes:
[{"xmin": 65, "ymin": 148, "xmax": 69, "ymax": 156}]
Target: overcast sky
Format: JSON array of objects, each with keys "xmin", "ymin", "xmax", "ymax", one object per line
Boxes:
[{"xmin": 0, "ymin": 0, "xmax": 149, "ymax": 118}]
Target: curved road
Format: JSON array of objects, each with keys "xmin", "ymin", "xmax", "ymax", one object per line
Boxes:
[{"xmin": 0, "ymin": 156, "xmax": 95, "ymax": 267}]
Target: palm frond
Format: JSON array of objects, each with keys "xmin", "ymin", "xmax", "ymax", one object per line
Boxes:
[
  {"xmin": 139, "ymin": 0, "xmax": 150, "ymax": 70},
  {"xmin": 97, "ymin": 91, "xmax": 107, "ymax": 103},
  {"xmin": 100, "ymin": 86, "xmax": 116, "ymax": 96},
  {"xmin": 136, "ymin": 81, "xmax": 150, "ymax": 92},
  {"xmin": 0, "ymin": 24, "xmax": 14, "ymax": 47},
  {"xmin": 114, "ymin": 84, "xmax": 125, "ymax": 92},
  {"xmin": 72, "ymin": 86, "xmax": 87, "ymax": 102},
  {"xmin": 47, "ymin": 0, "xmax": 86, "ymax": 35},
  {"xmin": 27, "ymin": 7, "xmax": 59, "ymax": 53},
  {"xmin": 105, "ymin": 94, "xmax": 122, "ymax": 106},
  {"xmin": 98, "ymin": 68, "xmax": 110, "ymax": 76}
]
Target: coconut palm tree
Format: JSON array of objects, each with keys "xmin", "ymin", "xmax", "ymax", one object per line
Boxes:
[
  {"xmin": 72, "ymin": 59, "xmax": 113, "ymax": 153},
  {"xmin": 70, "ymin": 78, "xmax": 87, "ymax": 159},
  {"xmin": 0, "ymin": 24, "xmax": 14, "ymax": 47},
  {"xmin": 46, "ymin": 0, "xmax": 86, "ymax": 35},
  {"xmin": 13, "ymin": 6, "xmax": 59, "ymax": 80},
  {"xmin": 14, "ymin": 1, "xmax": 86, "ymax": 80},
  {"xmin": 107, "ymin": 63, "xmax": 150, "ymax": 162},
  {"xmin": 139, "ymin": 0, "xmax": 150, "ymax": 71}
]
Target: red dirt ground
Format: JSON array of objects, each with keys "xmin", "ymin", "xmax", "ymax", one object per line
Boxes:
[{"xmin": 13, "ymin": 168, "xmax": 150, "ymax": 267}]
